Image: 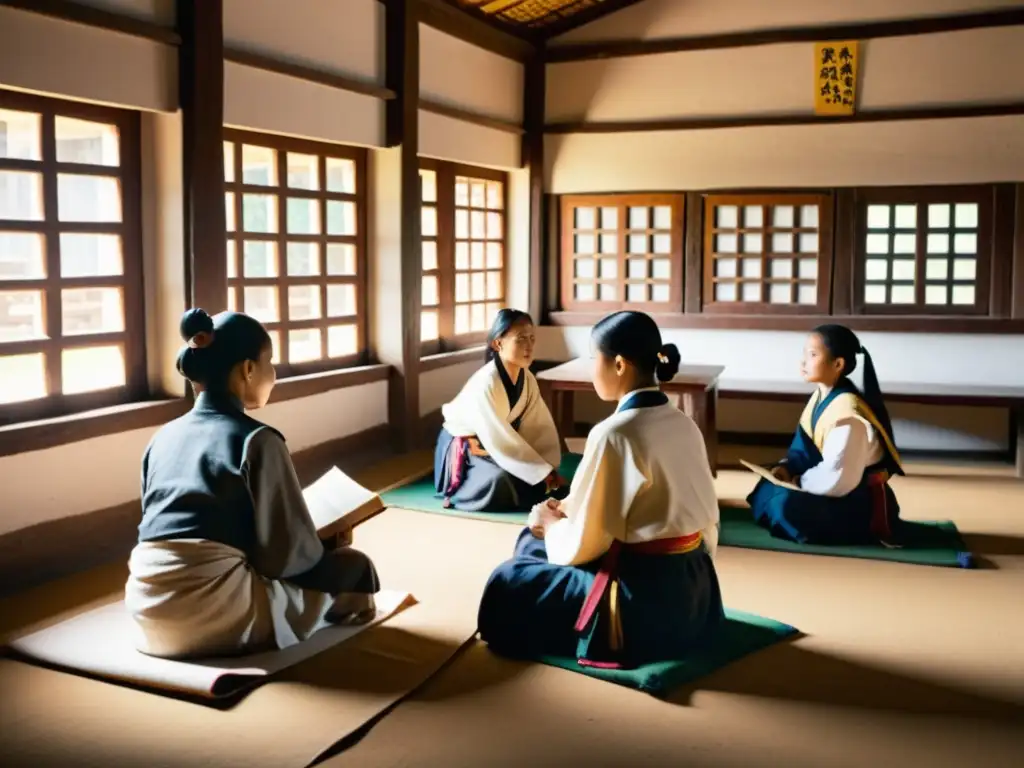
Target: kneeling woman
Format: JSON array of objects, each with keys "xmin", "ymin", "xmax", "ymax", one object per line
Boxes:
[
  {"xmin": 747, "ymin": 324, "xmax": 905, "ymax": 546},
  {"xmin": 125, "ymin": 309, "xmax": 380, "ymax": 659},
  {"xmin": 477, "ymin": 311, "xmax": 724, "ymax": 668},
  {"xmin": 435, "ymin": 309, "xmax": 564, "ymax": 511}
]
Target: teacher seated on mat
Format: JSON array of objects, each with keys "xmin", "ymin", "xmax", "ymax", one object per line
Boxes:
[
  {"xmin": 747, "ymin": 324, "xmax": 905, "ymax": 547},
  {"xmin": 125, "ymin": 308, "xmax": 380, "ymax": 660},
  {"xmin": 434, "ymin": 308, "xmax": 565, "ymax": 512},
  {"xmin": 477, "ymin": 311, "xmax": 724, "ymax": 669}
]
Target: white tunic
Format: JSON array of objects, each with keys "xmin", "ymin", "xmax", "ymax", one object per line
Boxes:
[
  {"xmin": 441, "ymin": 361, "xmax": 562, "ymax": 486},
  {"xmin": 799, "ymin": 419, "xmax": 885, "ymax": 497},
  {"xmin": 542, "ymin": 388, "xmax": 720, "ymax": 567}
]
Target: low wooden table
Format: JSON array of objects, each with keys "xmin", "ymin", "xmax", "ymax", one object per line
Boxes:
[
  {"xmin": 719, "ymin": 378, "xmax": 1024, "ymax": 478},
  {"xmin": 535, "ymin": 359, "xmax": 725, "ymax": 476}
]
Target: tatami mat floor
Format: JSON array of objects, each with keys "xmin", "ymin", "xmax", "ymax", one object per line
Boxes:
[{"xmin": 1, "ymin": 442, "xmax": 1022, "ymax": 767}]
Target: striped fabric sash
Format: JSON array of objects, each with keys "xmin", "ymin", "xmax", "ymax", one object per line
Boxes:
[
  {"xmin": 444, "ymin": 437, "xmax": 471, "ymax": 499},
  {"xmin": 574, "ymin": 532, "xmax": 703, "ymax": 668}
]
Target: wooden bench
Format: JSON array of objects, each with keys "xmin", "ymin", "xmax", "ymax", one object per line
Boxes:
[
  {"xmin": 718, "ymin": 379, "xmax": 1024, "ymax": 478},
  {"xmin": 536, "ymin": 359, "xmax": 725, "ymax": 476}
]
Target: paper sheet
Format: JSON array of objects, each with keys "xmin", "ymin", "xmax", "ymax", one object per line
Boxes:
[{"xmin": 739, "ymin": 459, "xmax": 804, "ymax": 492}]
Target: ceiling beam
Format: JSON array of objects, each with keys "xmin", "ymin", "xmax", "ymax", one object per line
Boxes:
[
  {"xmin": 545, "ymin": 7, "xmax": 1024, "ymax": 62},
  {"xmin": 415, "ymin": 0, "xmax": 538, "ymax": 62}
]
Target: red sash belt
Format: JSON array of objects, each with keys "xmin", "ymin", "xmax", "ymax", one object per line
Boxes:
[
  {"xmin": 866, "ymin": 470, "xmax": 892, "ymax": 541},
  {"xmin": 574, "ymin": 532, "xmax": 703, "ymax": 664}
]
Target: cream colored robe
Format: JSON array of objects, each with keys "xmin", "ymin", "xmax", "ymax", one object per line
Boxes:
[
  {"xmin": 441, "ymin": 361, "xmax": 562, "ymax": 486},
  {"xmin": 541, "ymin": 388, "xmax": 720, "ymax": 567}
]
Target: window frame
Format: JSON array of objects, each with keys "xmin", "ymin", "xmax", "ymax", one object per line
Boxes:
[
  {"xmin": 419, "ymin": 158, "xmax": 509, "ymax": 357},
  {"xmin": 223, "ymin": 128, "xmax": 369, "ymax": 379},
  {"xmin": 851, "ymin": 185, "xmax": 994, "ymax": 317},
  {"xmin": 0, "ymin": 89, "xmax": 145, "ymax": 426},
  {"xmin": 559, "ymin": 193, "xmax": 685, "ymax": 314},
  {"xmin": 700, "ymin": 192, "xmax": 834, "ymax": 316}
]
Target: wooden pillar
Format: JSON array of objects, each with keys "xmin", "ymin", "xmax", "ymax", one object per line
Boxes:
[
  {"xmin": 1011, "ymin": 184, "xmax": 1024, "ymax": 320},
  {"xmin": 176, "ymin": 0, "xmax": 226, "ymax": 314},
  {"xmin": 374, "ymin": 0, "xmax": 421, "ymax": 452},
  {"xmin": 523, "ymin": 48, "xmax": 545, "ymax": 323}
]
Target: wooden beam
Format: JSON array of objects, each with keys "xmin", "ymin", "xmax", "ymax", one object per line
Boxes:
[
  {"xmin": 418, "ymin": 98, "xmax": 524, "ymax": 134},
  {"xmin": 545, "ymin": 101, "xmax": 1024, "ymax": 134},
  {"xmin": 523, "ymin": 50, "xmax": 545, "ymax": 322},
  {"xmin": 223, "ymin": 47, "xmax": 395, "ymax": 100},
  {"xmin": 381, "ymin": 0, "xmax": 421, "ymax": 452},
  {"xmin": 0, "ymin": 0, "xmax": 181, "ymax": 45},
  {"xmin": 1013, "ymin": 184, "xmax": 1024, "ymax": 320},
  {"xmin": 177, "ymin": 0, "xmax": 226, "ymax": 315},
  {"xmin": 831, "ymin": 189, "xmax": 856, "ymax": 316},
  {"xmin": 682, "ymin": 192, "xmax": 703, "ymax": 314},
  {"xmin": 545, "ymin": 7, "xmax": 1024, "ymax": 62},
  {"xmin": 991, "ymin": 183, "xmax": 1016, "ymax": 318},
  {"xmin": 416, "ymin": 0, "xmax": 536, "ymax": 63}
]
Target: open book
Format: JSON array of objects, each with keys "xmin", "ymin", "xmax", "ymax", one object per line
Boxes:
[
  {"xmin": 739, "ymin": 459, "xmax": 803, "ymax": 493},
  {"xmin": 302, "ymin": 467, "xmax": 385, "ymax": 540}
]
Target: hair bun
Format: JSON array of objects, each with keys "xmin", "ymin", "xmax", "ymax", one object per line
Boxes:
[
  {"xmin": 655, "ymin": 342, "xmax": 681, "ymax": 382},
  {"xmin": 179, "ymin": 308, "xmax": 214, "ymax": 342}
]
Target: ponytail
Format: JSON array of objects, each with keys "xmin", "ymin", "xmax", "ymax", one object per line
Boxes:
[{"xmin": 857, "ymin": 346, "xmax": 896, "ymax": 445}]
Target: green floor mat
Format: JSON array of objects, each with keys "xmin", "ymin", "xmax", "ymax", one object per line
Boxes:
[
  {"xmin": 379, "ymin": 453, "xmax": 582, "ymax": 525},
  {"xmin": 537, "ymin": 608, "xmax": 797, "ymax": 697},
  {"xmin": 718, "ymin": 506, "xmax": 974, "ymax": 568},
  {"xmin": 381, "ymin": 453, "xmax": 973, "ymax": 568}
]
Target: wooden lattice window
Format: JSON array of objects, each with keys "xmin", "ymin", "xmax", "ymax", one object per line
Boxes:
[
  {"xmin": 854, "ymin": 186, "xmax": 992, "ymax": 314},
  {"xmin": 0, "ymin": 90, "xmax": 144, "ymax": 425},
  {"xmin": 560, "ymin": 194, "xmax": 684, "ymax": 312},
  {"xmin": 420, "ymin": 159, "xmax": 507, "ymax": 355},
  {"xmin": 223, "ymin": 129, "xmax": 368, "ymax": 377},
  {"xmin": 702, "ymin": 193, "xmax": 833, "ymax": 314}
]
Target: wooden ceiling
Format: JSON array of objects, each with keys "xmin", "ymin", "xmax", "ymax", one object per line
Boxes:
[{"xmin": 442, "ymin": 0, "xmax": 644, "ymax": 39}]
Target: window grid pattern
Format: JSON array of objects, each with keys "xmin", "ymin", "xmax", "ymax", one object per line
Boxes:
[
  {"xmin": 856, "ymin": 188, "xmax": 991, "ymax": 315},
  {"xmin": 560, "ymin": 194, "xmax": 684, "ymax": 312},
  {"xmin": 863, "ymin": 202, "xmax": 981, "ymax": 308},
  {"xmin": 702, "ymin": 194, "xmax": 830, "ymax": 314},
  {"xmin": 420, "ymin": 160, "xmax": 507, "ymax": 354},
  {"xmin": 223, "ymin": 129, "xmax": 367, "ymax": 376},
  {"xmin": 0, "ymin": 90, "xmax": 143, "ymax": 424}
]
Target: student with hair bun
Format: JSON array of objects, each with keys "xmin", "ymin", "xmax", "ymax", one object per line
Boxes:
[
  {"xmin": 124, "ymin": 309, "xmax": 380, "ymax": 659},
  {"xmin": 747, "ymin": 323, "xmax": 905, "ymax": 547},
  {"xmin": 477, "ymin": 311, "xmax": 724, "ymax": 669}
]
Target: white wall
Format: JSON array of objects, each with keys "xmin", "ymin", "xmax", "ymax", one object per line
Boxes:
[
  {"xmin": 417, "ymin": 24, "xmax": 523, "ymax": 169},
  {"xmin": 223, "ymin": 0, "xmax": 385, "ymax": 147},
  {"xmin": 0, "ymin": 4, "xmax": 177, "ymax": 112},
  {"xmin": 542, "ymin": 0, "xmax": 1024, "ymax": 454},
  {"xmin": 420, "ymin": 361, "xmax": 482, "ymax": 416}
]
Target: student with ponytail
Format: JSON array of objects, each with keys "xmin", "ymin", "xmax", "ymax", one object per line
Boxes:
[
  {"xmin": 125, "ymin": 309, "xmax": 380, "ymax": 659},
  {"xmin": 478, "ymin": 311, "xmax": 724, "ymax": 668},
  {"xmin": 747, "ymin": 324, "xmax": 905, "ymax": 547}
]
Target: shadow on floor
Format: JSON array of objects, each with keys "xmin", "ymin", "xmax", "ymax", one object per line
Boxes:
[{"xmin": 668, "ymin": 642, "xmax": 1023, "ymax": 721}]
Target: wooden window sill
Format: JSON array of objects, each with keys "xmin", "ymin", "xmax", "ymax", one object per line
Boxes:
[
  {"xmin": 547, "ymin": 311, "xmax": 1024, "ymax": 334},
  {"xmin": 0, "ymin": 398, "xmax": 189, "ymax": 458},
  {"xmin": 0, "ymin": 364, "xmax": 393, "ymax": 457},
  {"xmin": 269, "ymin": 363, "xmax": 391, "ymax": 404},
  {"xmin": 420, "ymin": 346, "xmax": 487, "ymax": 372}
]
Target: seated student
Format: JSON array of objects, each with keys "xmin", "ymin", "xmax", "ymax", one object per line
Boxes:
[
  {"xmin": 434, "ymin": 308, "xmax": 565, "ymax": 511},
  {"xmin": 476, "ymin": 311, "xmax": 724, "ymax": 668},
  {"xmin": 747, "ymin": 323, "xmax": 905, "ymax": 547},
  {"xmin": 125, "ymin": 308, "xmax": 380, "ymax": 659}
]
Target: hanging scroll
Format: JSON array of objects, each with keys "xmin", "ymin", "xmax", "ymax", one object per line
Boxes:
[{"xmin": 814, "ymin": 41, "xmax": 859, "ymax": 116}]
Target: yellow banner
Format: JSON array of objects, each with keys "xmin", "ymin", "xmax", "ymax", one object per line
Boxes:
[{"xmin": 814, "ymin": 41, "xmax": 858, "ymax": 115}]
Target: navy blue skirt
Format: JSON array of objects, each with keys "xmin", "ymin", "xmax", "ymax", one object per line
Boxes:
[
  {"xmin": 748, "ymin": 477, "xmax": 901, "ymax": 545},
  {"xmin": 433, "ymin": 428, "xmax": 549, "ymax": 512},
  {"xmin": 477, "ymin": 529, "xmax": 725, "ymax": 667}
]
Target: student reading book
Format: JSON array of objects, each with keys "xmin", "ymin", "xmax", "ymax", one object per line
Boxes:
[{"xmin": 125, "ymin": 309, "xmax": 381, "ymax": 660}]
